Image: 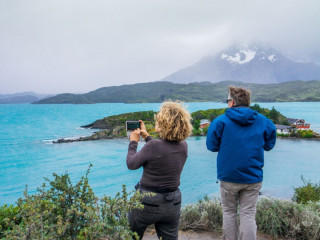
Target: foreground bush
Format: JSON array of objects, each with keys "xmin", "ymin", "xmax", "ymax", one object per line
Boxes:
[
  {"xmin": 0, "ymin": 204, "xmax": 21, "ymax": 238},
  {"xmin": 257, "ymin": 198, "xmax": 320, "ymax": 239},
  {"xmin": 180, "ymin": 197, "xmax": 320, "ymax": 239},
  {"xmin": 293, "ymin": 176, "xmax": 320, "ymax": 204},
  {"xmin": 180, "ymin": 196, "xmax": 222, "ymax": 232},
  {"xmin": 1, "ymin": 165, "xmax": 143, "ymax": 240},
  {"xmin": 3, "ymin": 169, "xmax": 320, "ymax": 239}
]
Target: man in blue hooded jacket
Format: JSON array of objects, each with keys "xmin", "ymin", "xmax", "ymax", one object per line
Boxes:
[{"xmin": 206, "ymin": 86, "xmax": 276, "ymax": 240}]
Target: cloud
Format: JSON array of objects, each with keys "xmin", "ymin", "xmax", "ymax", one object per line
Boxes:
[{"xmin": 0, "ymin": 0, "xmax": 319, "ymax": 93}]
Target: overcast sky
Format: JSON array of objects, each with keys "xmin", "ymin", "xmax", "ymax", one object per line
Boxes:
[{"xmin": 0, "ymin": 0, "xmax": 319, "ymax": 94}]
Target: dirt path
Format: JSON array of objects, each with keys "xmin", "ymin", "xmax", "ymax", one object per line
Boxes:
[{"xmin": 143, "ymin": 230, "xmax": 271, "ymax": 240}]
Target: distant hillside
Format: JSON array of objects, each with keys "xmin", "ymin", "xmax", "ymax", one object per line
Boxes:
[
  {"xmin": 34, "ymin": 80, "xmax": 320, "ymax": 104},
  {"xmin": 0, "ymin": 95, "xmax": 39, "ymax": 104},
  {"xmin": 161, "ymin": 42, "xmax": 320, "ymax": 84},
  {"xmin": 0, "ymin": 92, "xmax": 53, "ymax": 104}
]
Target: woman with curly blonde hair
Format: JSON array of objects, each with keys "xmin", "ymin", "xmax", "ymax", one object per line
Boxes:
[{"xmin": 127, "ymin": 101, "xmax": 192, "ymax": 240}]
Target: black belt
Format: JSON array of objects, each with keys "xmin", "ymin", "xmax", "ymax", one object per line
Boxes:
[{"xmin": 135, "ymin": 182, "xmax": 178, "ymax": 194}]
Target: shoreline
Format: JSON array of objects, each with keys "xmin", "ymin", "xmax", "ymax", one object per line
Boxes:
[
  {"xmin": 276, "ymin": 136, "xmax": 320, "ymax": 141},
  {"xmin": 52, "ymin": 134, "xmax": 320, "ymax": 143}
]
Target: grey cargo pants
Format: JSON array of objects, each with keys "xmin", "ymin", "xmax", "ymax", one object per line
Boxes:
[
  {"xmin": 220, "ymin": 180, "xmax": 262, "ymax": 240},
  {"xmin": 129, "ymin": 188, "xmax": 182, "ymax": 240}
]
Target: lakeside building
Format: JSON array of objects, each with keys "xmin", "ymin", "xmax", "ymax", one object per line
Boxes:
[
  {"xmin": 200, "ymin": 119, "xmax": 211, "ymax": 129},
  {"xmin": 275, "ymin": 124, "xmax": 296, "ymax": 135},
  {"xmin": 286, "ymin": 118, "xmax": 310, "ymax": 130}
]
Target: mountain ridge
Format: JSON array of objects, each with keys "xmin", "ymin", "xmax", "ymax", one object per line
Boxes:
[{"xmin": 34, "ymin": 80, "xmax": 320, "ymax": 104}]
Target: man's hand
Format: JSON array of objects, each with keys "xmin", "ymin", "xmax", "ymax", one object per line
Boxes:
[
  {"xmin": 130, "ymin": 129, "xmax": 141, "ymax": 142},
  {"xmin": 139, "ymin": 120, "xmax": 149, "ymax": 139}
]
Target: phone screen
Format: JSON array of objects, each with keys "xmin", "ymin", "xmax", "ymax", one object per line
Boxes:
[{"xmin": 126, "ymin": 121, "xmax": 141, "ymax": 131}]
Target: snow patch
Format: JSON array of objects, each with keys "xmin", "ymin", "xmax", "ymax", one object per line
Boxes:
[
  {"xmin": 221, "ymin": 50, "xmax": 256, "ymax": 64},
  {"xmin": 268, "ymin": 55, "xmax": 277, "ymax": 63},
  {"xmin": 221, "ymin": 53, "xmax": 228, "ymax": 59}
]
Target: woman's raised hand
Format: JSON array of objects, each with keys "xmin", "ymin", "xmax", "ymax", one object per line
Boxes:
[
  {"xmin": 130, "ymin": 128, "xmax": 141, "ymax": 142},
  {"xmin": 139, "ymin": 120, "xmax": 149, "ymax": 139}
]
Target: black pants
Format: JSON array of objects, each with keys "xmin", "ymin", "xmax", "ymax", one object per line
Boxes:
[{"xmin": 129, "ymin": 188, "xmax": 182, "ymax": 240}]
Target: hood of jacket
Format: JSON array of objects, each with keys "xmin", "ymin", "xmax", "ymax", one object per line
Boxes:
[{"xmin": 225, "ymin": 107, "xmax": 257, "ymax": 126}]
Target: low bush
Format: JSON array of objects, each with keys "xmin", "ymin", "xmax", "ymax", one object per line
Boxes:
[
  {"xmin": 1, "ymin": 165, "xmax": 144, "ymax": 240},
  {"xmin": 277, "ymin": 133, "xmax": 290, "ymax": 137},
  {"xmin": 0, "ymin": 204, "xmax": 20, "ymax": 238},
  {"xmin": 180, "ymin": 196, "xmax": 223, "ymax": 232},
  {"xmin": 293, "ymin": 176, "xmax": 320, "ymax": 204},
  {"xmin": 3, "ymin": 170, "xmax": 320, "ymax": 240},
  {"xmin": 180, "ymin": 197, "xmax": 320, "ymax": 239},
  {"xmin": 290, "ymin": 130, "xmax": 316, "ymax": 138},
  {"xmin": 192, "ymin": 129, "xmax": 203, "ymax": 136},
  {"xmin": 257, "ymin": 198, "xmax": 320, "ymax": 239}
]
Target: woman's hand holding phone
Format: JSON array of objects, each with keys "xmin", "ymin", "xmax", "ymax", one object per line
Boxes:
[{"xmin": 139, "ymin": 120, "xmax": 149, "ymax": 139}]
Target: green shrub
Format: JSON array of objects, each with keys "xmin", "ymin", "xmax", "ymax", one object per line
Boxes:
[
  {"xmin": 300, "ymin": 130, "xmax": 314, "ymax": 138},
  {"xmin": 180, "ymin": 196, "xmax": 222, "ymax": 232},
  {"xmin": 2, "ymin": 165, "xmax": 144, "ymax": 240},
  {"xmin": 290, "ymin": 130, "xmax": 316, "ymax": 138},
  {"xmin": 277, "ymin": 133, "xmax": 290, "ymax": 137},
  {"xmin": 0, "ymin": 204, "xmax": 20, "ymax": 238},
  {"xmin": 257, "ymin": 198, "xmax": 320, "ymax": 239},
  {"xmin": 192, "ymin": 129, "xmax": 203, "ymax": 136},
  {"xmin": 192, "ymin": 119, "xmax": 200, "ymax": 130},
  {"xmin": 180, "ymin": 196, "xmax": 320, "ymax": 239},
  {"xmin": 293, "ymin": 176, "xmax": 320, "ymax": 204}
]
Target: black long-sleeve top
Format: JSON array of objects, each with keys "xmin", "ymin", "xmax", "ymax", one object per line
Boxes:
[{"xmin": 127, "ymin": 136, "xmax": 188, "ymax": 189}]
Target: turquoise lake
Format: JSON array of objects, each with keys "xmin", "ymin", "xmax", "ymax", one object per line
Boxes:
[{"xmin": 1, "ymin": 102, "xmax": 320, "ymax": 205}]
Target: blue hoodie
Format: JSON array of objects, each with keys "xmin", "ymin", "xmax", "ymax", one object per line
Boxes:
[{"xmin": 206, "ymin": 107, "xmax": 276, "ymax": 184}]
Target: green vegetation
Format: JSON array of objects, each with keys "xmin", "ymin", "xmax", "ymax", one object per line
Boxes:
[
  {"xmin": 256, "ymin": 198, "xmax": 320, "ymax": 239},
  {"xmin": 191, "ymin": 104, "xmax": 287, "ymax": 125},
  {"xmin": 57, "ymin": 105, "xmax": 317, "ymax": 142},
  {"xmin": 34, "ymin": 80, "xmax": 320, "ymax": 104},
  {"xmin": 250, "ymin": 104, "xmax": 289, "ymax": 125},
  {"xmin": 1, "ymin": 165, "xmax": 144, "ymax": 240},
  {"xmin": 277, "ymin": 130, "xmax": 319, "ymax": 138},
  {"xmin": 191, "ymin": 108, "xmax": 226, "ymax": 122},
  {"xmin": 180, "ymin": 197, "xmax": 320, "ymax": 239},
  {"xmin": 89, "ymin": 105, "xmax": 293, "ymax": 139},
  {"xmin": 180, "ymin": 196, "xmax": 222, "ymax": 232},
  {"xmin": 190, "ymin": 104, "xmax": 289, "ymax": 136},
  {"xmin": 191, "ymin": 119, "xmax": 202, "ymax": 136},
  {"xmin": 293, "ymin": 177, "xmax": 320, "ymax": 204},
  {"xmin": 0, "ymin": 204, "xmax": 20, "ymax": 238},
  {"xmin": 91, "ymin": 110, "xmax": 158, "ymax": 139},
  {"xmin": 2, "ymin": 169, "xmax": 320, "ymax": 239},
  {"xmin": 294, "ymin": 130, "xmax": 316, "ymax": 138},
  {"xmin": 92, "ymin": 105, "xmax": 288, "ymax": 138}
]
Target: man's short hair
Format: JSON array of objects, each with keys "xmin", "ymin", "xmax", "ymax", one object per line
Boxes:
[{"xmin": 228, "ymin": 86, "xmax": 251, "ymax": 106}]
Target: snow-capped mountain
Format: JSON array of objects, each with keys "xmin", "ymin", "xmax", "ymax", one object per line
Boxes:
[{"xmin": 161, "ymin": 42, "xmax": 320, "ymax": 84}]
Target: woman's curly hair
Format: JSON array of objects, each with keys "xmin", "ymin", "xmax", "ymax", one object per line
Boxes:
[{"xmin": 155, "ymin": 101, "xmax": 193, "ymax": 142}]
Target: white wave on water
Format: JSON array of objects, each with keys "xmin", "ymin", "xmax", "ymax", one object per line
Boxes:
[
  {"xmin": 42, "ymin": 140, "xmax": 54, "ymax": 144},
  {"xmin": 43, "ymin": 135, "xmax": 90, "ymax": 144}
]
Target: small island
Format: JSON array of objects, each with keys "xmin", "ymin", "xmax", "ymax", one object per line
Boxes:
[{"xmin": 53, "ymin": 104, "xmax": 320, "ymax": 143}]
